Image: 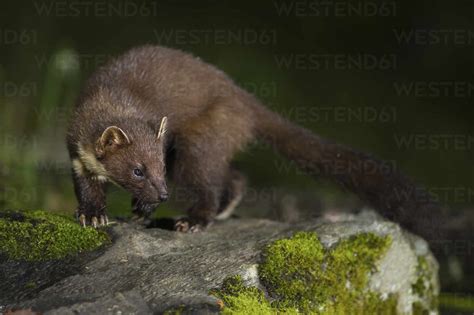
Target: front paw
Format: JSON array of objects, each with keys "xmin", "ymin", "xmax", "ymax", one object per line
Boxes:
[
  {"xmin": 174, "ymin": 217, "xmax": 209, "ymax": 233},
  {"xmin": 76, "ymin": 207, "xmax": 108, "ymax": 228}
]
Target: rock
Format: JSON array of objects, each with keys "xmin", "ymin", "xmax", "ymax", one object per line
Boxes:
[{"xmin": 3, "ymin": 210, "xmax": 439, "ymax": 314}]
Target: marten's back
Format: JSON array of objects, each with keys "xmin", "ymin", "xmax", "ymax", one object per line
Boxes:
[
  {"xmin": 69, "ymin": 45, "xmax": 249, "ymax": 145},
  {"xmin": 79, "ymin": 45, "xmax": 240, "ymax": 117}
]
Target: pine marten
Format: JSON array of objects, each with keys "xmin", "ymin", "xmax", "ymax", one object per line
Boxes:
[{"xmin": 67, "ymin": 45, "xmax": 443, "ymax": 237}]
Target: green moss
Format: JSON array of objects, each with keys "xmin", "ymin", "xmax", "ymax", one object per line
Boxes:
[
  {"xmin": 215, "ymin": 232, "xmax": 396, "ymax": 314},
  {"xmin": 0, "ymin": 209, "xmax": 109, "ymax": 261},
  {"xmin": 259, "ymin": 232, "xmax": 393, "ymax": 313},
  {"xmin": 411, "ymin": 256, "xmax": 438, "ymax": 313},
  {"xmin": 412, "ymin": 301, "xmax": 429, "ymax": 315},
  {"xmin": 258, "ymin": 231, "xmax": 325, "ymax": 310},
  {"xmin": 211, "ymin": 275, "xmax": 298, "ymax": 315},
  {"xmin": 24, "ymin": 281, "xmax": 36, "ymax": 289},
  {"xmin": 412, "ymin": 257, "xmax": 429, "ymax": 296}
]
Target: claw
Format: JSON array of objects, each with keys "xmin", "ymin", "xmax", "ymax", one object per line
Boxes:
[
  {"xmin": 91, "ymin": 216, "xmax": 98, "ymax": 228},
  {"xmin": 174, "ymin": 219, "xmax": 204, "ymax": 233},
  {"xmin": 189, "ymin": 225, "xmax": 201, "ymax": 233},
  {"xmin": 99, "ymin": 215, "xmax": 107, "ymax": 226},
  {"xmin": 174, "ymin": 220, "xmax": 190, "ymax": 233},
  {"xmin": 79, "ymin": 214, "xmax": 86, "ymax": 228}
]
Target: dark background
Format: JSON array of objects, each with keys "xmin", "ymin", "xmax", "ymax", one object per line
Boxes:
[{"xmin": 0, "ymin": 0, "xmax": 473, "ymax": 310}]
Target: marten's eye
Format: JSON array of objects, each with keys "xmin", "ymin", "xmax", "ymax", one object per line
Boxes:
[{"xmin": 133, "ymin": 168, "xmax": 144, "ymax": 178}]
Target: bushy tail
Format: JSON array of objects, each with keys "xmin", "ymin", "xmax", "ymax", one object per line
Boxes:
[{"xmin": 246, "ymin": 95, "xmax": 444, "ymax": 240}]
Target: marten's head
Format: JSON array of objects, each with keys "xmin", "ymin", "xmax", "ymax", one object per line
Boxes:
[{"xmin": 86, "ymin": 117, "xmax": 169, "ymax": 211}]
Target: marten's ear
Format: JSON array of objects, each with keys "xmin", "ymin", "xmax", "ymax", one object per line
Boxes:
[
  {"xmin": 157, "ymin": 116, "xmax": 168, "ymax": 140},
  {"xmin": 96, "ymin": 126, "xmax": 131, "ymax": 157}
]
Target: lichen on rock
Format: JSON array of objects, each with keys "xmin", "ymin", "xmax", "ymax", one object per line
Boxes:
[{"xmin": 0, "ymin": 209, "xmax": 109, "ymax": 261}]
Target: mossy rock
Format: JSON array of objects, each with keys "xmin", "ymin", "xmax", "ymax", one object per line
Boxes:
[
  {"xmin": 0, "ymin": 209, "xmax": 109, "ymax": 261},
  {"xmin": 411, "ymin": 256, "xmax": 439, "ymax": 313},
  {"xmin": 6, "ymin": 214, "xmax": 439, "ymax": 314},
  {"xmin": 214, "ymin": 231, "xmax": 438, "ymax": 314}
]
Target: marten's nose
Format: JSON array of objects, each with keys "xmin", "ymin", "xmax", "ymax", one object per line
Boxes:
[{"xmin": 159, "ymin": 193, "xmax": 169, "ymax": 202}]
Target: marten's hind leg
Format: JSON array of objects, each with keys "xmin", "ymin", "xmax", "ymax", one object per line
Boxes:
[
  {"xmin": 215, "ymin": 169, "xmax": 246, "ymax": 220},
  {"xmin": 172, "ymin": 147, "xmax": 232, "ymax": 232},
  {"xmin": 171, "ymin": 102, "xmax": 253, "ymax": 232}
]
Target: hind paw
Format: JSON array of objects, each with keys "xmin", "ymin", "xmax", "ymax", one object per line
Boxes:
[{"xmin": 174, "ymin": 217, "xmax": 205, "ymax": 233}]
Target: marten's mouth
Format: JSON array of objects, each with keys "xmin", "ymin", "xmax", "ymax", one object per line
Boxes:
[
  {"xmin": 142, "ymin": 201, "xmax": 162, "ymax": 210},
  {"xmin": 132, "ymin": 200, "xmax": 162, "ymax": 216}
]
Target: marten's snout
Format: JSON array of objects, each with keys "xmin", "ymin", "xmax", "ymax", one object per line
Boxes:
[
  {"xmin": 151, "ymin": 179, "xmax": 168, "ymax": 203},
  {"xmin": 159, "ymin": 193, "xmax": 169, "ymax": 202}
]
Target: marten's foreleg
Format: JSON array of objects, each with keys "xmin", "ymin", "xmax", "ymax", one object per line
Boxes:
[{"xmin": 71, "ymin": 167, "xmax": 108, "ymax": 227}]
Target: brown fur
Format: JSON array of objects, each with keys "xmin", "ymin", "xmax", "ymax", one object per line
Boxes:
[{"xmin": 67, "ymin": 45, "xmax": 444, "ymax": 237}]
